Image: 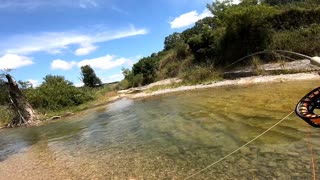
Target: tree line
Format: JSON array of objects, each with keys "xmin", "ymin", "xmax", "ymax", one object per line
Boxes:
[{"xmin": 118, "ymin": 0, "xmax": 320, "ymax": 89}]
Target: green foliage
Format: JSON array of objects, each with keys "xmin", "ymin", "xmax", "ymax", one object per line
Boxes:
[
  {"xmin": 217, "ymin": 4, "xmax": 278, "ymax": 65},
  {"xmin": 120, "ymin": 54, "xmax": 160, "ymax": 88},
  {"xmin": 0, "ymin": 79, "xmax": 9, "ymax": 105},
  {"xmin": 206, "ymin": 0, "xmax": 231, "ymax": 24},
  {"xmin": 187, "ymin": 25, "xmax": 221, "ymax": 63},
  {"xmin": 120, "ymin": 68, "xmax": 144, "ymax": 88},
  {"xmin": 181, "ymin": 66, "xmax": 222, "ymax": 84},
  {"xmin": 156, "ymin": 47, "xmax": 194, "ymax": 80},
  {"xmin": 164, "ymin": 32, "xmax": 183, "ymax": 50},
  {"xmin": 118, "ymin": 0, "xmax": 320, "ymax": 89},
  {"xmin": 0, "ymin": 106, "xmax": 14, "ymax": 126},
  {"xmin": 26, "ymin": 75, "xmax": 93, "ymax": 112},
  {"xmin": 81, "ymin": 65, "xmax": 102, "ymax": 87},
  {"xmin": 263, "ymin": 0, "xmax": 304, "ymax": 6},
  {"xmin": 17, "ymin": 80, "xmax": 33, "ymax": 89},
  {"xmin": 270, "ymin": 8, "xmax": 320, "ymax": 30},
  {"xmin": 175, "ymin": 42, "xmax": 191, "ymax": 60},
  {"xmin": 268, "ymin": 24, "xmax": 320, "ymax": 55},
  {"xmin": 159, "ymin": 61, "xmax": 181, "ymax": 79},
  {"xmin": 251, "ymin": 56, "xmax": 265, "ymax": 75},
  {"xmin": 132, "ymin": 57, "xmax": 158, "ymax": 85},
  {"xmin": 116, "ymin": 79, "xmax": 130, "ymax": 90}
]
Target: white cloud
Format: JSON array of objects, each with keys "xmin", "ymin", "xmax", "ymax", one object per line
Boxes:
[
  {"xmin": 74, "ymin": 82, "xmax": 84, "ymax": 87},
  {"xmin": 169, "ymin": 9, "xmax": 213, "ymax": 29},
  {"xmin": 92, "ymin": 25, "xmax": 148, "ymax": 42},
  {"xmin": 0, "ymin": 54, "xmax": 33, "ymax": 69},
  {"xmin": 51, "ymin": 59, "xmax": 76, "ymax": 70},
  {"xmin": 27, "ymin": 79, "xmax": 40, "ymax": 87},
  {"xmin": 50, "ymin": 54, "xmax": 136, "ymax": 71},
  {"xmin": 231, "ymin": 0, "xmax": 241, "ymax": 5},
  {"xmin": 103, "ymin": 73, "xmax": 124, "ymax": 83},
  {"xmin": 79, "ymin": 0, "xmax": 98, "ymax": 8},
  {"xmin": 0, "ymin": 25, "xmax": 148, "ymax": 56},
  {"xmin": 111, "ymin": 6, "xmax": 128, "ymax": 15},
  {"xmin": 75, "ymin": 42, "xmax": 97, "ymax": 56},
  {"xmin": 78, "ymin": 55, "xmax": 128, "ymax": 70}
]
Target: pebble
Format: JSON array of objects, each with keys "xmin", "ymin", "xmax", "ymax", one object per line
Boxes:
[
  {"xmin": 240, "ymin": 147, "xmax": 251, "ymax": 154},
  {"xmin": 268, "ymin": 162, "xmax": 277, "ymax": 167},
  {"xmin": 287, "ymin": 162, "xmax": 295, "ymax": 170}
]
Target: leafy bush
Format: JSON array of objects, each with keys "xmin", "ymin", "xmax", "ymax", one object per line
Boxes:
[
  {"xmin": 174, "ymin": 42, "xmax": 191, "ymax": 60},
  {"xmin": 132, "ymin": 57, "xmax": 158, "ymax": 85},
  {"xmin": 0, "ymin": 106, "xmax": 14, "ymax": 126},
  {"xmin": 164, "ymin": 32, "xmax": 183, "ymax": 50},
  {"xmin": 116, "ymin": 79, "xmax": 130, "ymax": 90},
  {"xmin": 26, "ymin": 75, "xmax": 93, "ymax": 112},
  {"xmin": 0, "ymin": 80, "xmax": 9, "ymax": 105},
  {"xmin": 217, "ymin": 4, "xmax": 278, "ymax": 65},
  {"xmin": 270, "ymin": 8, "xmax": 320, "ymax": 30},
  {"xmin": 181, "ymin": 66, "xmax": 222, "ymax": 84},
  {"xmin": 158, "ymin": 50, "xmax": 177, "ymax": 70},
  {"xmin": 268, "ymin": 24, "xmax": 320, "ymax": 55},
  {"xmin": 160, "ymin": 61, "xmax": 181, "ymax": 78}
]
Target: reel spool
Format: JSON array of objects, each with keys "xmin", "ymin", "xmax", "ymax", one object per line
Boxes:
[{"xmin": 296, "ymin": 87, "xmax": 320, "ymax": 127}]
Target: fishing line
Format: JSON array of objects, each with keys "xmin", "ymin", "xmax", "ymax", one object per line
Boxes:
[
  {"xmin": 183, "ymin": 111, "xmax": 294, "ymax": 180},
  {"xmin": 306, "ymin": 125, "xmax": 317, "ymax": 180}
]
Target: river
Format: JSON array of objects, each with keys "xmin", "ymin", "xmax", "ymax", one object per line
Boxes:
[{"xmin": 1, "ymin": 80, "xmax": 320, "ymax": 179}]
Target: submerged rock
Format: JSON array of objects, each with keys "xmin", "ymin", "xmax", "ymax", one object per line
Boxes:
[{"xmin": 48, "ymin": 116, "xmax": 61, "ymax": 120}]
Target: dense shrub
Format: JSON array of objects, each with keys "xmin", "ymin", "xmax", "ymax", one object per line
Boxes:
[
  {"xmin": 132, "ymin": 57, "xmax": 158, "ymax": 85},
  {"xmin": 216, "ymin": 5, "xmax": 278, "ymax": 65},
  {"xmin": 268, "ymin": 24, "xmax": 320, "ymax": 55},
  {"xmin": 181, "ymin": 66, "xmax": 222, "ymax": 84},
  {"xmin": 0, "ymin": 79, "xmax": 9, "ymax": 105},
  {"xmin": 0, "ymin": 106, "xmax": 14, "ymax": 125},
  {"xmin": 26, "ymin": 75, "xmax": 93, "ymax": 111},
  {"xmin": 270, "ymin": 8, "xmax": 320, "ymax": 30}
]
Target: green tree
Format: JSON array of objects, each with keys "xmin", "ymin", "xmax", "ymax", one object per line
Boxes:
[
  {"xmin": 80, "ymin": 65, "xmax": 102, "ymax": 87},
  {"xmin": 263, "ymin": 0, "xmax": 303, "ymax": 6},
  {"xmin": 27, "ymin": 75, "xmax": 93, "ymax": 111},
  {"xmin": 164, "ymin": 32, "xmax": 182, "ymax": 50},
  {"xmin": 132, "ymin": 57, "xmax": 158, "ymax": 85},
  {"xmin": 18, "ymin": 80, "xmax": 33, "ymax": 90},
  {"xmin": 0, "ymin": 79, "xmax": 9, "ymax": 105}
]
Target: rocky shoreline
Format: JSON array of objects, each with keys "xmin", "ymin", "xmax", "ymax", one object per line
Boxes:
[{"xmin": 121, "ymin": 72, "xmax": 320, "ymax": 99}]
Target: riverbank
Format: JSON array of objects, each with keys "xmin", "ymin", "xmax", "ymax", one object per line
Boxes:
[
  {"xmin": 121, "ymin": 72, "xmax": 320, "ymax": 99},
  {"xmin": 0, "ymin": 91, "xmax": 122, "ymax": 129},
  {"xmin": 1, "ymin": 79, "xmax": 318, "ymax": 179},
  {"xmin": 2, "ymin": 72, "xmax": 319, "ymax": 129}
]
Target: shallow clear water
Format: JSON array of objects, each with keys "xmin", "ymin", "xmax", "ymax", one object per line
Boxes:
[{"xmin": 1, "ymin": 80, "xmax": 320, "ymax": 179}]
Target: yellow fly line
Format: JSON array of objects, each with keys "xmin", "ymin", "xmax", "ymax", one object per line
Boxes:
[{"xmin": 184, "ymin": 111, "xmax": 295, "ymax": 180}]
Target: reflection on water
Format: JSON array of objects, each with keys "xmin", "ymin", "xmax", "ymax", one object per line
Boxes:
[{"xmin": 1, "ymin": 80, "xmax": 320, "ymax": 179}]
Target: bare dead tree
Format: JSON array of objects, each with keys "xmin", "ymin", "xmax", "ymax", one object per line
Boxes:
[{"xmin": 5, "ymin": 74, "xmax": 38, "ymax": 127}]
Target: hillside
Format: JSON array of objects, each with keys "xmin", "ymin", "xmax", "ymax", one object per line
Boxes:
[{"xmin": 117, "ymin": 0, "xmax": 320, "ymax": 89}]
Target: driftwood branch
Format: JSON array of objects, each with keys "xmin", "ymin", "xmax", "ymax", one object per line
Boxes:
[{"xmin": 5, "ymin": 74, "xmax": 37, "ymax": 127}]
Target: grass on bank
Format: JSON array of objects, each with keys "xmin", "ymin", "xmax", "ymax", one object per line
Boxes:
[
  {"xmin": 0, "ymin": 106, "xmax": 14, "ymax": 127},
  {"xmin": 0, "ymin": 84, "xmax": 117, "ymax": 127},
  {"xmin": 38, "ymin": 84, "xmax": 117, "ymax": 120}
]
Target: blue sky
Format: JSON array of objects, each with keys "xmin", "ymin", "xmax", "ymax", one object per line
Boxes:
[{"xmin": 0, "ymin": 0, "xmax": 214, "ymax": 87}]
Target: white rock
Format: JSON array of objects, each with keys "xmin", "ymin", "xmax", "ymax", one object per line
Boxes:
[{"xmin": 310, "ymin": 56, "xmax": 320, "ymax": 66}]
